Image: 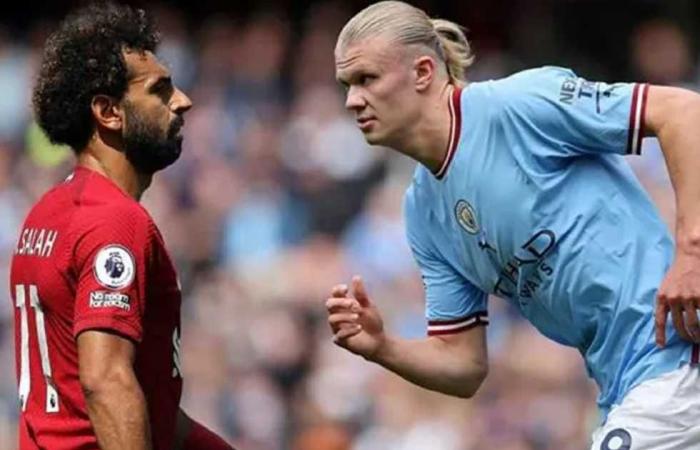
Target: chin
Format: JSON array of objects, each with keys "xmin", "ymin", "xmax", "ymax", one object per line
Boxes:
[
  {"xmin": 362, "ymin": 129, "xmax": 389, "ymax": 146},
  {"xmin": 363, "ymin": 135, "xmax": 381, "ymax": 145}
]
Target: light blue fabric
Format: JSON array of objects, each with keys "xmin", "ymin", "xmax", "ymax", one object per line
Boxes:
[{"xmin": 404, "ymin": 67, "xmax": 693, "ymax": 420}]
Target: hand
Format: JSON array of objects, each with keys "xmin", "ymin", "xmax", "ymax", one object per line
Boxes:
[
  {"xmin": 325, "ymin": 275, "xmax": 386, "ymax": 360},
  {"xmin": 656, "ymin": 251, "xmax": 700, "ymax": 346}
]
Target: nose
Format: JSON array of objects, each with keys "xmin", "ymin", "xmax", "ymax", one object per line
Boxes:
[
  {"xmin": 345, "ymin": 86, "xmax": 366, "ymax": 112},
  {"xmin": 171, "ymin": 87, "xmax": 193, "ymax": 115}
]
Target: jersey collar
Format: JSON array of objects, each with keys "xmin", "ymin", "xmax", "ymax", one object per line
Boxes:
[{"xmin": 433, "ymin": 85, "xmax": 462, "ymax": 180}]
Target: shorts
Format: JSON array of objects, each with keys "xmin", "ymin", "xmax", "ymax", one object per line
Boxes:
[{"xmin": 590, "ymin": 364, "xmax": 700, "ymax": 450}]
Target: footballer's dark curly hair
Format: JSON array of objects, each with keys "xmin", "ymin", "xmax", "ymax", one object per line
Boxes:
[{"xmin": 33, "ymin": 2, "xmax": 160, "ymax": 152}]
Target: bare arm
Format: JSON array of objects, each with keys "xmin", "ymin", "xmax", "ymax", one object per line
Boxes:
[
  {"xmin": 371, "ymin": 328, "xmax": 488, "ymax": 398},
  {"xmin": 647, "ymin": 86, "xmax": 700, "ymax": 248},
  {"xmin": 327, "ymin": 277, "xmax": 488, "ymax": 398},
  {"xmin": 78, "ymin": 330, "xmax": 151, "ymax": 450},
  {"xmin": 646, "ymin": 86, "xmax": 700, "ymax": 345}
]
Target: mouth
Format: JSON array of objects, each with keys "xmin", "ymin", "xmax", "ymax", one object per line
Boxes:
[{"xmin": 356, "ymin": 117, "xmax": 376, "ymax": 132}]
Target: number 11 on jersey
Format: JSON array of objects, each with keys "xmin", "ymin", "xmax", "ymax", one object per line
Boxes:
[{"xmin": 15, "ymin": 284, "xmax": 60, "ymax": 413}]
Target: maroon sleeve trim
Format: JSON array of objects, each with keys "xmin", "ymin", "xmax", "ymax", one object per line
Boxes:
[
  {"xmin": 427, "ymin": 311, "xmax": 488, "ymax": 336},
  {"xmin": 626, "ymin": 83, "xmax": 648, "ymax": 155}
]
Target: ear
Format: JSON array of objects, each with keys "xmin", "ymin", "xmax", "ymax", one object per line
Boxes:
[
  {"xmin": 90, "ymin": 95, "xmax": 123, "ymax": 131},
  {"xmin": 413, "ymin": 55, "xmax": 437, "ymax": 92}
]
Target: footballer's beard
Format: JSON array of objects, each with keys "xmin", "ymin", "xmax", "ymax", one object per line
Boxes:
[{"xmin": 122, "ymin": 106, "xmax": 184, "ymax": 175}]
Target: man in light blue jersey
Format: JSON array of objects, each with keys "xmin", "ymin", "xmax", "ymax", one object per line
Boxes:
[{"xmin": 325, "ymin": 1, "xmax": 700, "ymax": 448}]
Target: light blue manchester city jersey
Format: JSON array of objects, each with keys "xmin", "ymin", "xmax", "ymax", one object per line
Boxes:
[{"xmin": 404, "ymin": 66, "xmax": 697, "ymax": 419}]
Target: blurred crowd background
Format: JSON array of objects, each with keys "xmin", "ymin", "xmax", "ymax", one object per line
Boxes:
[{"xmin": 1, "ymin": 0, "xmax": 699, "ymax": 449}]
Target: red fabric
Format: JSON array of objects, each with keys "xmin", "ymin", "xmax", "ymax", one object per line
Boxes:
[
  {"xmin": 184, "ymin": 421, "xmax": 235, "ymax": 450},
  {"xmin": 11, "ymin": 166, "xmax": 182, "ymax": 450}
]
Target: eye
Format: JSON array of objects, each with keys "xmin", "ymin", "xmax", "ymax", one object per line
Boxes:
[
  {"xmin": 149, "ymin": 77, "xmax": 174, "ymax": 100},
  {"xmin": 358, "ymin": 74, "xmax": 376, "ymax": 86}
]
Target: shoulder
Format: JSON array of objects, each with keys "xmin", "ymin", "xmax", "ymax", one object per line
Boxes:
[
  {"xmin": 77, "ymin": 198, "xmax": 153, "ymax": 232},
  {"xmin": 70, "ymin": 200, "xmax": 157, "ymax": 275},
  {"xmin": 19, "ymin": 172, "xmax": 154, "ymax": 234},
  {"xmin": 480, "ymin": 66, "xmax": 579, "ymax": 100},
  {"xmin": 469, "ymin": 67, "xmax": 581, "ymax": 123},
  {"xmin": 71, "ymin": 192, "xmax": 156, "ymax": 259},
  {"xmin": 498, "ymin": 66, "xmax": 578, "ymax": 86},
  {"xmin": 459, "ymin": 67, "xmax": 577, "ymax": 122}
]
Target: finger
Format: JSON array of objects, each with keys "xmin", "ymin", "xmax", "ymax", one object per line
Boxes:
[
  {"xmin": 325, "ymin": 297, "xmax": 361, "ymax": 313},
  {"xmin": 683, "ymin": 300, "xmax": 700, "ymax": 342},
  {"xmin": 656, "ymin": 301, "xmax": 669, "ymax": 347},
  {"xmin": 331, "ymin": 284, "xmax": 349, "ymax": 298},
  {"xmin": 328, "ymin": 320, "xmax": 355, "ymax": 335},
  {"xmin": 328, "ymin": 312, "xmax": 360, "ymax": 328},
  {"xmin": 671, "ymin": 303, "xmax": 692, "ymax": 342},
  {"xmin": 352, "ymin": 275, "xmax": 370, "ymax": 307},
  {"xmin": 333, "ymin": 324, "xmax": 362, "ymax": 344}
]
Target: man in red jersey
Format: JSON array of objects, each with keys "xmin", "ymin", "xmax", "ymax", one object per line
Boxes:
[{"xmin": 10, "ymin": 2, "xmax": 234, "ymax": 449}]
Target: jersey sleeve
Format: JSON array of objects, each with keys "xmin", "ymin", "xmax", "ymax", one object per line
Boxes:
[
  {"xmin": 404, "ymin": 194, "xmax": 488, "ymax": 336},
  {"xmin": 494, "ymin": 66, "xmax": 649, "ymax": 157},
  {"xmin": 72, "ymin": 205, "xmax": 154, "ymax": 342}
]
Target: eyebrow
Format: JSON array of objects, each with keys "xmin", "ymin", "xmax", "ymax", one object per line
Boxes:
[
  {"xmin": 336, "ymin": 65, "xmax": 376, "ymax": 85},
  {"xmin": 336, "ymin": 73, "xmax": 349, "ymax": 86}
]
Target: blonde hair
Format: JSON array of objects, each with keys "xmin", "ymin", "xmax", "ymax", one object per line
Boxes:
[{"xmin": 337, "ymin": 1, "xmax": 474, "ymax": 86}]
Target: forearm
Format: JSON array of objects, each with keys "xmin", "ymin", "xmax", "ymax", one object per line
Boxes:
[
  {"xmin": 83, "ymin": 374, "xmax": 151, "ymax": 450},
  {"xmin": 370, "ymin": 333, "xmax": 487, "ymax": 398},
  {"xmin": 652, "ymin": 87, "xmax": 700, "ymax": 250}
]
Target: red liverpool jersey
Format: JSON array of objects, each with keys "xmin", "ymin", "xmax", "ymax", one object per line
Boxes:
[{"xmin": 10, "ymin": 166, "xmax": 183, "ymax": 450}]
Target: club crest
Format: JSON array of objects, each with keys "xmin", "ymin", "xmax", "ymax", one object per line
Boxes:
[{"xmin": 455, "ymin": 200, "xmax": 479, "ymax": 234}]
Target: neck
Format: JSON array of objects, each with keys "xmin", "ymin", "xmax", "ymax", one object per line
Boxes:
[
  {"xmin": 77, "ymin": 135, "xmax": 151, "ymax": 201},
  {"xmin": 393, "ymin": 83, "xmax": 456, "ymax": 174}
]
